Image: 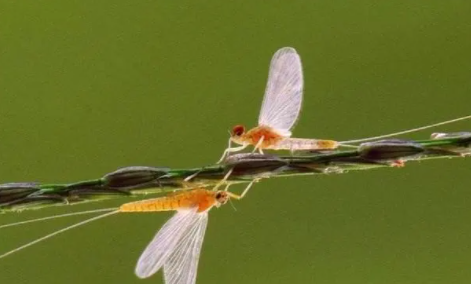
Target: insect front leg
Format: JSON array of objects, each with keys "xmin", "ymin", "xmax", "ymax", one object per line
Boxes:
[
  {"xmin": 217, "ymin": 144, "xmax": 248, "ymax": 164},
  {"xmin": 217, "ymin": 137, "xmax": 233, "ymax": 163},
  {"xmin": 226, "ymin": 179, "xmax": 257, "ymax": 200},
  {"xmin": 212, "ymin": 168, "xmax": 234, "ymax": 191}
]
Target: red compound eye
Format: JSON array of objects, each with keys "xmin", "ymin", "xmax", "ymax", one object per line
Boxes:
[{"xmin": 232, "ymin": 125, "xmax": 245, "ymax": 136}]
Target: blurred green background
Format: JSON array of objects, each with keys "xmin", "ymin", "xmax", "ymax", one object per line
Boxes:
[{"xmin": 1, "ymin": 1, "xmax": 471, "ymax": 283}]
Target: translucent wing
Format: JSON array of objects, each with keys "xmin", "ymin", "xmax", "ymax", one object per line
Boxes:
[
  {"xmin": 258, "ymin": 47, "xmax": 304, "ymax": 136},
  {"xmin": 135, "ymin": 208, "xmax": 199, "ymax": 279},
  {"xmin": 163, "ymin": 212, "xmax": 208, "ymax": 284}
]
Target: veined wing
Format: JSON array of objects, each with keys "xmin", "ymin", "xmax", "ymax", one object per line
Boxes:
[
  {"xmin": 135, "ymin": 208, "xmax": 199, "ymax": 279},
  {"xmin": 258, "ymin": 47, "xmax": 304, "ymax": 136},
  {"xmin": 163, "ymin": 212, "xmax": 208, "ymax": 284}
]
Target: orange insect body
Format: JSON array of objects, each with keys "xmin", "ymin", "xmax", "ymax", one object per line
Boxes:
[
  {"xmin": 232, "ymin": 124, "xmax": 338, "ymax": 150},
  {"xmin": 243, "ymin": 125, "xmax": 284, "ymax": 148},
  {"xmin": 119, "ymin": 189, "xmax": 220, "ymax": 213}
]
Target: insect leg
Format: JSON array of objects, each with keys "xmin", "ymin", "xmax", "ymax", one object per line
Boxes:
[
  {"xmin": 252, "ymin": 136, "xmax": 265, "ymax": 153},
  {"xmin": 217, "ymin": 144, "xmax": 249, "ymax": 164},
  {"xmin": 212, "ymin": 168, "xmax": 234, "ymax": 191},
  {"xmin": 226, "ymin": 179, "xmax": 257, "ymax": 200}
]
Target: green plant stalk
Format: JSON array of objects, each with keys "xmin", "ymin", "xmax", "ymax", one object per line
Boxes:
[{"xmin": 1, "ymin": 134, "xmax": 470, "ymax": 212}]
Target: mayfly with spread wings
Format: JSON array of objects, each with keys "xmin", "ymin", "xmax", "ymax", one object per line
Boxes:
[{"xmin": 219, "ymin": 47, "xmax": 338, "ymax": 162}]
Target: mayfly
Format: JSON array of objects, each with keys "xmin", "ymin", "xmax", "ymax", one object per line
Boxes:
[
  {"xmin": 0, "ymin": 188, "xmax": 245, "ymax": 284},
  {"xmin": 218, "ymin": 47, "xmax": 338, "ymax": 163}
]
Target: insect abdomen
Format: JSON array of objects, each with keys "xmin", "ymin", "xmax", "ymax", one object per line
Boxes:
[
  {"xmin": 119, "ymin": 189, "xmax": 213, "ymax": 213},
  {"xmin": 119, "ymin": 197, "xmax": 181, "ymax": 212},
  {"xmin": 273, "ymin": 138, "xmax": 338, "ymax": 150}
]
